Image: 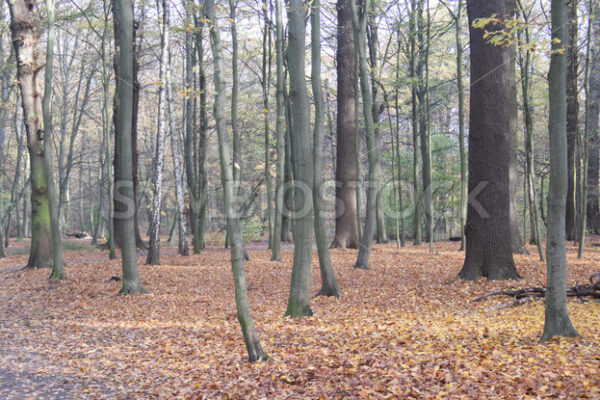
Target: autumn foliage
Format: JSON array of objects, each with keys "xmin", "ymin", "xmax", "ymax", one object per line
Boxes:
[{"xmin": 1, "ymin": 240, "xmax": 599, "ymax": 399}]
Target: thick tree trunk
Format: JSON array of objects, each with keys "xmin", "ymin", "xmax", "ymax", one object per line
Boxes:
[
  {"xmin": 285, "ymin": 0, "xmax": 314, "ymax": 317},
  {"xmin": 7, "ymin": 0, "xmax": 53, "ymax": 269},
  {"xmin": 312, "ymin": 0, "xmax": 340, "ymax": 298},
  {"xmin": 565, "ymin": 0, "xmax": 579, "ymax": 241},
  {"xmin": 203, "ymin": 0, "xmax": 269, "ymax": 361},
  {"xmin": 541, "ymin": 0, "xmax": 579, "ymax": 342},
  {"xmin": 146, "ymin": 0, "xmax": 169, "ymax": 265},
  {"xmin": 409, "ymin": 0, "xmax": 422, "ymax": 246},
  {"xmin": 113, "ymin": 0, "xmax": 145, "ymax": 294},
  {"xmin": 458, "ymin": 0, "xmax": 520, "ymax": 281},
  {"xmin": 331, "ymin": 0, "xmax": 360, "ymax": 249},
  {"xmin": 352, "ymin": 0, "xmax": 381, "ymax": 270},
  {"xmin": 587, "ymin": 1, "xmax": 600, "ymax": 233}
]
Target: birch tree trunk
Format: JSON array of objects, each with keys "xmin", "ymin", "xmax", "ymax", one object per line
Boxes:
[{"xmin": 146, "ymin": 0, "xmax": 170, "ymax": 265}]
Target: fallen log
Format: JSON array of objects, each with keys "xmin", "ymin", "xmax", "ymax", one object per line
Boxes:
[{"xmin": 471, "ymin": 274, "xmax": 600, "ymax": 304}]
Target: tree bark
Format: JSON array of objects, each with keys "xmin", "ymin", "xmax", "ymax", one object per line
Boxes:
[
  {"xmin": 146, "ymin": 0, "xmax": 169, "ymax": 265},
  {"xmin": 7, "ymin": 0, "xmax": 53, "ymax": 269},
  {"xmin": 458, "ymin": 0, "xmax": 520, "ymax": 281},
  {"xmin": 285, "ymin": 0, "xmax": 314, "ymax": 317},
  {"xmin": 113, "ymin": 0, "xmax": 145, "ymax": 294},
  {"xmin": 331, "ymin": 0, "xmax": 360, "ymax": 249},
  {"xmin": 352, "ymin": 0, "xmax": 381, "ymax": 270},
  {"xmin": 203, "ymin": 0, "xmax": 269, "ymax": 361},
  {"xmin": 311, "ymin": 0, "xmax": 340, "ymax": 298},
  {"xmin": 586, "ymin": 0, "xmax": 600, "ymax": 233},
  {"xmin": 42, "ymin": 0, "xmax": 65, "ymax": 280},
  {"xmin": 541, "ymin": 0, "xmax": 579, "ymax": 341},
  {"xmin": 271, "ymin": 0, "xmax": 285, "ymax": 261},
  {"xmin": 565, "ymin": 0, "xmax": 579, "ymax": 241}
]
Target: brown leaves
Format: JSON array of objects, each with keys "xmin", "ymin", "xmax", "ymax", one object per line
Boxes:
[{"xmin": 0, "ymin": 240, "xmax": 599, "ymax": 398}]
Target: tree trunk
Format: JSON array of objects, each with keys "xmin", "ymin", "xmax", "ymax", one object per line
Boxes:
[
  {"xmin": 565, "ymin": 0, "xmax": 579, "ymax": 242},
  {"xmin": 167, "ymin": 49, "xmax": 189, "ymax": 257},
  {"xmin": 113, "ymin": 0, "xmax": 145, "ymax": 294},
  {"xmin": 146, "ymin": 0, "xmax": 169, "ymax": 265},
  {"xmin": 261, "ymin": 0, "xmax": 273, "ymax": 250},
  {"xmin": 271, "ymin": 0, "xmax": 285, "ymax": 261},
  {"xmin": 285, "ymin": 0, "xmax": 314, "ymax": 317},
  {"xmin": 541, "ymin": 0, "xmax": 580, "ymax": 342},
  {"xmin": 458, "ymin": 0, "xmax": 520, "ymax": 281},
  {"xmin": 409, "ymin": 0, "xmax": 422, "ymax": 246},
  {"xmin": 203, "ymin": 0, "xmax": 269, "ymax": 361},
  {"xmin": 311, "ymin": 0, "xmax": 340, "ymax": 298},
  {"xmin": 331, "ymin": 0, "xmax": 360, "ymax": 249},
  {"xmin": 42, "ymin": 0, "xmax": 65, "ymax": 280},
  {"xmin": 7, "ymin": 0, "xmax": 53, "ymax": 269},
  {"xmin": 352, "ymin": 0, "xmax": 381, "ymax": 270},
  {"xmin": 586, "ymin": 0, "xmax": 600, "ymax": 234}
]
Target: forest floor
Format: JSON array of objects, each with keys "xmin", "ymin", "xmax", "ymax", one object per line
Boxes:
[{"xmin": 0, "ymin": 238, "xmax": 599, "ymax": 399}]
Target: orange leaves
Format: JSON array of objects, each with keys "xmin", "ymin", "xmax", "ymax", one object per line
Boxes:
[{"xmin": 0, "ymin": 240, "xmax": 599, "ymax": 398}]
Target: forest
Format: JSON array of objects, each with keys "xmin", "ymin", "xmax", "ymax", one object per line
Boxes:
[{"xmin": 0, "ymin": 0, "xmax": 599, "ymax": 398}]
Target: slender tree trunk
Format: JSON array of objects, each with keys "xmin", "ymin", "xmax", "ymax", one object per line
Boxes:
[
  {"xmin": 331, "ymin": 0, "xmax": 360, "ymax": 249},
  {"xmin": 578, "ymin": 0, "xmax": 594, "ymax": 258},
  {"xmin": 271, "ymin": 0, "xmax": 285, "ymax": 261},
  {"xmin": 203, "ymin": 0, "xmax": 269, "ymax": 361},
  {"xmin": 285, "ymin": 0, "xmax": 314, "ymax": 317},
  {"xmin": 43, "ymin": 0, "xmax": 65, "ymax": 280},
  {"xmin": 352, "ymin": 0, "xmax": 381, "ymax": 270},
  {"xmin": 565, "ymin": 0, "xmax": 579, "ymax": 241},
  {"xmin": 458, "ymin": 0, "xmax": 519, "ymax": 281},
  {"xmin": 409, "ymin": 0, "xmax": 422, "ymax": 245},
  {"xmin": 167, "ymin": 51, "xmax": 189, "ymax": 257},
  {"xmin": 541, "ymin": 0, "xmax": 579, "ymax": 341},
  {"xmin": 586, "ymin": 0, "xmax": 600, "ymax": 233},
  {"xmin": 312, "ymin": 0, "xmax": 340, "ymax": 298},
  {"xmin": 113, "ymin": 0, "xmax": 145, "ymax": 294},
  {"xmin": 146, "ymin": 0, "xmax": 170, "ymax": 265},
  {"xmin": 7, "ymin": 0, "xmax": 53, "ymax": 269}
]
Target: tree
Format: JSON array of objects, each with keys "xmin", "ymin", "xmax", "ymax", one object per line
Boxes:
[
  {"xmin": 146, "ymin": 0, "xmax": 170, "ymax": 266},
  {"xmin": 457, "ymin": 0, "xmax": 520, "ymax": 281},
  {"xmin": 42, "ymin": 0, "xmax": 65, "ymax": 280},
  {"xmin": 331, "ymin": 0, "xmax": 360, "ymax": 249},
  {"xmin": 586, "ymin": 0, "xmax": 600, "ymax": 233},
  {"xmin": 7, "ymin": 0, "xmax": 53, "ymax": 269},
  {"xmin": 565, "ymin": 0, "xmax": 579, "ymax": 242},
  {"xmin": 541, "ymin": 0, "xmax": 579, "ymax": 342},
  {"xmin": 352, "ymin": 0, "xmax": 382, "ymax": 270},
  {"xmin": 271, "ymin": 0, "xmax": 285, "ymax": 261},
  {"xmin": 311, "ymin": 0, "xmax": 340, "ymax": 297},
  {"xmin": 285, "ymin": 0, "xmax": 314, "ymax": 317},
  {"xmin": 203, "ymin": 0, "xmax": 269, "ymax": 361},
  {"xmin": 113, "ymin": 0, "xmax": 145, "ymax": 294}
]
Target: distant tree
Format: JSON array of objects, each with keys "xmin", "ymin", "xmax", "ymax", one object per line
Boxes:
[
  {"xmin": 331, "ymin": 0, "xmax": 360, "ymax": 249},
  {"xmin": 541, "ymin": 0, "xmax": 579, "ymax": 342}
]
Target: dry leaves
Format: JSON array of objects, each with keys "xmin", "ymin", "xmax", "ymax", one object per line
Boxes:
[{"xmin": 1, "ymin": 239, "xmax": 599, "ymax": 399}]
